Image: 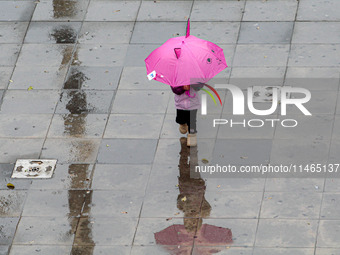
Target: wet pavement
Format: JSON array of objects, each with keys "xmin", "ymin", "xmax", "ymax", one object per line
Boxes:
[{"xmin": 1, "ymin": 0, "xmax": 340, "ymax": 255}]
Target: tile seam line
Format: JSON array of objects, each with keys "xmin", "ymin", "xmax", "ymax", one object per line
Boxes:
[{"xmin": 5, "ymin": 2, "xmax": 38, "ymax": 254}]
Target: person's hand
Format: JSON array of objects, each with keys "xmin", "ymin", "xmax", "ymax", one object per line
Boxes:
[{"xmin": 183, "ymin": 85, "xmax": 190, "ymax": 91}]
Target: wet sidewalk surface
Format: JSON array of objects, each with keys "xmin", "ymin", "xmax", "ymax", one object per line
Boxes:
[{"xmin": 1, "ymin": 0, "xmax": 340, "ymax": 254}]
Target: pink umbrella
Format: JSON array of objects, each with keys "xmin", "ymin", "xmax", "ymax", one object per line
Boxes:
[{"xmin": 145, "ymin": 19, "xmax": 228, "ymax": 87}]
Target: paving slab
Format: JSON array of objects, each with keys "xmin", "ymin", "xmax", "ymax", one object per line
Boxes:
[
  {"xmin": 265, "ymin": 178, "xmax": 324, "ymax": 192},
  {"xmin": 73, "ymin": 217, "xmax": 138, "ymax": 245},
  {"xmin": 79, "ymin": 22, "xmax": 133, "ymax": 44},
  {"xmin": 292, "ymin": 22, "xmax": 340, "ymax": 44},
  {"xmin": 316, "ymin": 220, "xmax": 340, "ymax": 247},
  {"xmin": 0, "ymin": 164, "xmax": 31, "ymax": 190},
  {"xmin": 85, "ymin": 0, "xmax": 140, "ymax": 21},
  {"xmin": 243, "ymin": 0, "xmax": 298, "ymax": 21},
  {"xmin": 137, "ymin": 1, "xmax": 192, "ymax": 21},
  {"xmin": 47, "ymin": 114, "xmax": 107, "ymax": 138},
  {"xmin": 238, "ymin": 22, "xmax": 293, "ymax": 44},
  {"xmin": 297, "ymin": 0, "xmax": 340, "ymax": 21},
  {"xmin": 0, "ymin": 1, "xmax": 36, "ymax": 21},
  {"xmin": 0, "ymin": 190, "xmax": 27, "ymax": 217},
  {"xmin": 0, "ymin": 22, "xmax": 28, "ymax": 44},
  {"xmin": 0, "ymin": 44, "xmax": 20, "ymax": 66},
  {"xmin": 191, "ymin": 0, "xmax": 245, "ymax": 22},
  {"xmin": 9, "ymin": 245, "xmax": 72, "ymax": 255},
  {"xmin": 32, "ymin": 0, "xmax": 89, "ymax": 21},
  {"xmin": 253, "ymin": 248, "xmax": 314, "ymax": 255},
  {"xmin": 0, "ymin": 218, "xmax": 19, "ymax": 245},
  {"xmin": 71, "ymin": 246, "xmax": 131, "ymax": 255},
  {"xmin": 0, "ymin": 67, "xmax": 13, "ymax": 90}
]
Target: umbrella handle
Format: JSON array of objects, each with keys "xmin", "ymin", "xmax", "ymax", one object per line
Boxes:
[{"xmin": 185, "ymin": 19, "xmax": 190, "ymax": 38}]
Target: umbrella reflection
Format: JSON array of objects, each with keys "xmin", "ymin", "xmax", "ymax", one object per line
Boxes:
[{"xmin": 155, "ymin": 138, "xmax": 232, "ymax": 254}]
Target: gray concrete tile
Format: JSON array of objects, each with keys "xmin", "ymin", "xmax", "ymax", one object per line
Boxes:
[
  {"xmin": 317, "ymin": 220, "xmax": 340, "ymax": 247},
  {"xmin": 193, "ymin": 247, "xmax": 252, "ymax": 255},
  {"xmin": 134, "ymin": 217, "xmax": 197, "ymax": 245},
  {"xmin": 217, "ymin": 115, "xmax": 277, "ymax": 139},
  {"xmin": 205, "ymin": 178, "xmax": 266, "ymax": 192},
  {"xmin": 153, "ymin": 138, "xmax": 215, "ymax": 166},
  {"xmin": 71, "ymin": 246, "xmax": 131, "ymax": 255},
  {"xmin": 0, "ymin": 246, "xmax": 9, "ymax": 255},
  {"xmin": 112, "ymin": 90, "xmax": 169, "ymax": 114},
  {"xmin": 16, "ymin": 44, "xmax": 74, "ymax": 67},
  {"xmin": 97, "ymin": 139, "xmax": 157, "ymax": 164},
  {"xmin": 32, "ymin": 0, "xmax": 89, "ymax": 21},
  {"xmin": 0, "ymin": 164, "xmax": 31, "ymax": 190},
  {"xmin": 131, "ymin": 246, "xmax": 188, "ymax": 255},
  {"xmin": 297, "ymin": 0, "xmax": 340, "ymax": 21},
  {"xmin": 0, "ymin": 139, "xmax": 44, "ymax": 164},
  {"xmin": 233, "ymin": 44, "xmax": 290, "ymax": 67},
  {"xmin": 202, "ymin": 191, "xmax": 262, "ymax": 219},
  {"xmin": 22, "ymin": 190, "xmax": 86, "ymax": 217},
  {"xmin": 315, "ymin": 248, "xmax": 340, "ymax": 255},
  {"xmin": 191, "ymin": 0, "xmax": 245, "ymax": 21},
  {"xmin": 47, "ymin": 114, "xmax": 107, "ymax": 138},
  {"xmin": 124, "ymin": 44, "xmax": 161, "ymax": 67},
  {"xmin": 265, "ymin": 178, "xmax": 324, "ymax": 192},
  {"xmin": 321, "ymin": 194, "xmax": 340, "ymax": 220},
  {"xmin": 55, "ymin": 90, "xmax": 114, "ymax": 114},
  {"xmin": 9, "ymin": 245, "xmax": 72, "ymax": 255},
  {"xmin": 285, "ymin": 67, "xmax": 340, "ymax": 91},
  {"xmin": 118, "ymin": 67, "xmax": 167, "ymax": 90},
  {"xmin": 41, "ymin": 138, "xmax": 100, "ymax": 163},
  {"xmin": 25, "ymin": 22, "xmax": 81, "ymax": 44},
  {"xmin": 0, "ymin": 218, "xmax": 19, "ymax": 245},
  {"xmin": 253, "ymin": 248, "xmax": 314, "ymax": 255},
  {"xmin": 79, "ymin": 22, "xmax": 133, "ymax": 44},
  {"xmin": 238, "ymin": 22, "xmax": 293, "ymax": 44},
  {"xmin": 92, "ymin": 164, "xmax": 151, "ymax": 192},
  {"xmin": 212, "ymin": 139, "xmax": 272, "ymax": 165},
  {"xmin": 336, "ymin": 93, "xmax": 340, "ymax": 115},
  {"xmin": 255, "ymin": 219, "xmax": 318, "ymax": 247},
  {"xmin": 274, "ymin": 115, "xmax": 334, "ymax": 141},
  {"xmin": 196, "ymin": 219, "xmax": 258, "ymax": 246},
  {"xmin": 324, "ymin": 179, "xmax": 340, "ymax": 192},
  {"xmin": 0, "ymin": 44, "xmax": 20, "ymax": 66},
  {"xmin": 30, "ymin": 164, "xmax": 93, "ymax": 190},
  {"xmin": 74, "ymin": 217, "xmax": 138, "ymax": 245},
  {"xmin": 86, "ymin": 0, "xmax": 140, "ymax": 21},
  {"xmin": 64, "ymin": 66, "xmax": 122, "ymax": 90},
  {"xmin": 104, "ymin": 114, "xmax": 164, "ymax": 139},
  {"xmin": 10, "ymin": 65, "xmax": 68, "ymax": 90},
  {"xmin": 288, "ymin": 44, "xmax": 340, "ymax": 67},
  {"xmin": 0, "ymin": 90, "xmax": 59, "ymax": 114},
  {"xmin": 286, "ymin": 91, "xmax": 337, "ymax": 115},
  {"xmin": 131, "ymin": 22, "xmax": 186, "ymax": 44},
  {"xmin": 190, "ymin": 22, "xmax": 240, "ymax": 44},
  {"xmin": 0, "ymin": 90, "xmax": 3, "ymax": 105},
  {"xmin": 83, "ymin": 190, "xmax": 144, "ymax": 217},
  {"xmin": 141, "ymin": 190, "xmax": 202, "ymax": 218},
  {"xmin": 219, "ymin": 44, "xmax": 236, "ymax": 68},
  {"xmin": 161, "ymin": 114, "xmax": 220, "ymax": 139},
  {"xmin": 0, "ymin": 67, "xmax": 13, "ymax": 89},
  {"xmin": 292, "ymin": 22, "xmax": 340, "ymax": 44},
  {"xmin": 0, "ymin": 1, "xmax": 35, "ymax": 21},
  {"xmin": 261, "ymin": 192, "xmax": 322, "ymax": 219},
  {"xmin": 243, "ymin": 0, "xmax": 298, "ymax": 21},
  {"xmin": 137, "ymin": 1, "xmax": 192, "ymax": 21},
  {"xmin": 0, "ymin": 22, "xmax": 28, "ymax": 43},
  {"xmin": 229, "ymin": 67, "xmax": 286, "ymax": 89},
  {"xmin": 0, "ymin": 114, "xmax": 52, "ymax": 138},
  {"xmin": 72, "ymin": 44, "xmax": 127, "ymax": 66},
  {"xmin": 0, "ymin": 190, "xmax": 27, "ymax": 217},
  {"xmin": 13, "ymin": 216, "xmax": 77, "ymax": 245},
  {"xmin": 270, "ymin": 138, "xmax": 330, "ymax": 165}
]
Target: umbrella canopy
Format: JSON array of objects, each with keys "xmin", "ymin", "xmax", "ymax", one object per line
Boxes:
[{"xmin": 145, "ymin": 19, "xmax": 228, "ymax": 87}]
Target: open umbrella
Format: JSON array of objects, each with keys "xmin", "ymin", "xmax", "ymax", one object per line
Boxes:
[{"xmin": 145, "ymin": 19, "xmax": 228, "ymax": 87}]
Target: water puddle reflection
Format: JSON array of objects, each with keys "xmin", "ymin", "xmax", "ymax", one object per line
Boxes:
[
  {"xmin": 53, "ymin": 0, "xmax": 77, "ymax": 19},
  {"xmin": 51, "ymin": 26, "xmax": 77, "ymax": 44},
  {"xmin": 155, "ymin": 138, "xmax": 233, "ymax": 254}
]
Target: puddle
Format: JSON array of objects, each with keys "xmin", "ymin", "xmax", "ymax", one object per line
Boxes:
[
  {"xmin": 63, "ymin": 114, "xmax": 88, "ymax": 137},
  {"xmin": 53, "ymin": 0, "xmax": 77, "ymax": 18},
  {"xmin": 61, "ymin": 90, "xmax": 89, "ymax": 114},
  {"xmin": 64, "ymin": 68, "xmax": 90, "ymax": 89},
  {"xmin": 155, "ymin": 138, "xmax": 233, "ymax": 253},
  {"xmin": 50, "ymin": 26, "xmax": 77, "ymax": 44}
]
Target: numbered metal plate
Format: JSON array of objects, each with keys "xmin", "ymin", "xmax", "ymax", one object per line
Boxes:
[{"xmin": 12, "ymin": 159, "xmax": 57, "ymax": 178}]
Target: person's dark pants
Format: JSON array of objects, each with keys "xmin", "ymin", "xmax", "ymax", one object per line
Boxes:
[{"xmin": 176, "ymin": 109, "xmax": 197, "ymax": 134}]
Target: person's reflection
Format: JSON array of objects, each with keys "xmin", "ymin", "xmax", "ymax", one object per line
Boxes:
[{"xmin": 155, "ymin": 138, "xmax": 232, "ymax": 254}]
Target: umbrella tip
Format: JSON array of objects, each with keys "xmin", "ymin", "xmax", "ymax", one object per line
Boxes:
[{"xmin": 185, "ymin": 18, "xmax": 190, "ymax": 38}]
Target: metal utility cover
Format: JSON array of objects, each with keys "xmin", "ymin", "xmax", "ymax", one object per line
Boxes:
[
  {"xmin": 252, "ymin": 86, "xmax": 291, "ymax": 103},
  {"xmin": 12, "ymin": 159, "xmax": 57, "ymax": 179}
]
